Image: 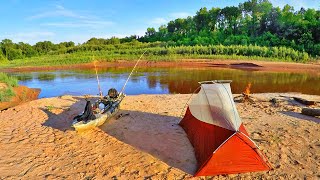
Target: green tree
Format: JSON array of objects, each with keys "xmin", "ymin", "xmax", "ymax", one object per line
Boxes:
[
  {"xmin": 194, "ymin": 7, "xmax": 210, "ymax": 31},
  {"xmin": 34, "ymin": 41, "xmax": 56, "ymax": 54},
  {"xmin": 220, "ymin": 6, "xmax": 241, "ymax": 34}
]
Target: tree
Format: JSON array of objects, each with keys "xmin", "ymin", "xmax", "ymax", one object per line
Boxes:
[
  {"xmin": 194, "ymin": 7, "xmax": 210, "ymax": 31},
  {"xmin": 0, "ymin": 39, "xmax": 14, "ymax": 59},
  {"xmin": 0, "ymin": 50, "xmax": 7, "ymax": 62},
  {"xmin": 220, "ymin": 6, "xmax": 241, "ymax": 34},
  {"xmin": 208, "ymin": 8, "xmax": 221, "ymax": 31},
  {"xmin": 6, "ymin": 48, "xmax": 23, "ymax": 60},
  {"xmin": 17, "ymin": 42, "xmax": 38, "ymax": 57},
  {"xmin": 241, "ymin": 0, "xmax": 259, "ymax": 36},
  {"xmin": 146, "ymin": 27, "xmax": 156, "ymax": 37},
  {"xmin": 34, "ymin": 41, "xmax": 56, "ymax": 54}
]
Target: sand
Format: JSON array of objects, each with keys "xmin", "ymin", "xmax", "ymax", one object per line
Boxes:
[
  {"xmin": 0, "ymin": 86, "xmax": 40, "ymax": 110},
  {"xmin": 4, "ymin": 60, "xmax": 320, "ymax": 75},
  {"xmin": 0, "ymin": 93, "xmax": 319, "ymax": 179}
]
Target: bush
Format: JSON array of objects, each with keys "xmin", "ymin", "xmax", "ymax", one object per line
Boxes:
[
  {"xmin": 0, "ymin": 87, "xmax": 15, "ymax": 102},
  {"xmin": 0, "ymin": 72, "xmax": 19, "ymax": 87}
]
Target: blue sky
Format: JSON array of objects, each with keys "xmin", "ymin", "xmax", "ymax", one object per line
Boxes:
[{"xmin": 0, "ymin": 0, "xmax": 318, "ymax": 44}]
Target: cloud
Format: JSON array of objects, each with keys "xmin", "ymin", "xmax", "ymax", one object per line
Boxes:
[
  {"xmin": 170, "ymin": 12, "xmax": 192, "ymax": 19},
  {"xmin": 270, "ymin": 0, "xmax": 315, "ymax": 10},
  {"xmin": 150, "ymin": 18, "xmax": 167, "ymax": 25},
  {"xmin": 27, "ymin": 5, "xmax": 114, "ymax": 29},
  {"xmin": 64, "ymin": 33, "xmax": 131, "ymax": 44},
  {"xmin": 149, "ymin": 12, "xmax": 192, "ymax": 25},
  {"xmin": 0, "ymin": 31, "xmax": 55, "ymax": 44},
  {"xmin": 27, "ymin": 5, "xmax": 88, "ymax": 20},
  {"xmin": 42, "ymin": 20, "xmax": 114, "ymax": 28}
]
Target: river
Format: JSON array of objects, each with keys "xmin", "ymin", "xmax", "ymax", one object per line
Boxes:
[{"xmin": 9, "ymin": 66, "xmax": 320, "ymax": 98}]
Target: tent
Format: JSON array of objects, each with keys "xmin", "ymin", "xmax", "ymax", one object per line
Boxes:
[{"xmin": 179, "ymin": 80, "xmax": 271, "ymax": 176}]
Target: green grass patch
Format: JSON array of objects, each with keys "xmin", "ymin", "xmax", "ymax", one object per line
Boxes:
[
  {"xmin": 0, "ymin": 87, "xmax": 15, "ymax": 102},
  {"xmin": 37, "ymin": 73, "xmax": 56, "ymax": 81},
  {"xmin": 0, "ymin": 45, "xmax": 311, "ymax": 68},
  {"xmin": 0, "ymin": 72, "xmax": 19, "ymax": 87},
  {"xmin": 0, "ymin": 73, "xmax": 19, "ymax": 102}
]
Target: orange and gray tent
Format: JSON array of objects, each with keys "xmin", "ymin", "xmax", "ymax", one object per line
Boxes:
[{"xmin": 179, "ymin": 80, "xmax": 271, "ymax": 176}]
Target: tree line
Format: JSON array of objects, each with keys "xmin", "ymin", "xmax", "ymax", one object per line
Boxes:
[
  {"xmin": 140, "ymin": 0, "xmax": 319, "ymax": 57},
  {"xmin": 0, "ymin": 0, "xmax": 319, "ymax": 63}
]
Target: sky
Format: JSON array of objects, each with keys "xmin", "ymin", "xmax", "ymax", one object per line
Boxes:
[{"xmin": 0, "ymin": 0, "xmax": 319, "ymax": 45}]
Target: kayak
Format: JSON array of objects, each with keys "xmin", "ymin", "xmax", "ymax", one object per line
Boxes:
[{"xmin": 72, "ymin": 93, "xmax": 125, "ymax": 131}]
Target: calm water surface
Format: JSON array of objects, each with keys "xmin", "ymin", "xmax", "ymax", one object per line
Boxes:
[{"xmin": 10, "ymin": 67, "xmax": 320, "ymax": 98}]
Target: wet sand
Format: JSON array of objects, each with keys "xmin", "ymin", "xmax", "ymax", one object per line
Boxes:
[
  {"xmin": 0, "ymin": 93, "xmax": 319, "ymax": 179},
  {"xmin": 4, "ymin": 60, "xmax": 320, "ymax": 75}
]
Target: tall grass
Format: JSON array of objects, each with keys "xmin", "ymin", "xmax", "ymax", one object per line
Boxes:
[
  {"xmin": 0, "ymin": 44, "xmax": 310, "ymax": 68},
  {"xmin": 0, "ymin": 88, "xmax": 15, "ymax": 102},
  {"xmin": 0, "ymin": 72, "xmax": 19, "ymax": 87},
  {"xmin": 0, "ymin": 73, "xmax": 19, "ymax": 102}
]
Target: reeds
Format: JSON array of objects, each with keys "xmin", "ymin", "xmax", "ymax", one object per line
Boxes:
[
  {"xmin": 0, "ymin": 44, "xmax": 310, "ymax": 67},
  {"xmin": 0, "ymin": 73, "xmax": 18, "ymax": 102}
]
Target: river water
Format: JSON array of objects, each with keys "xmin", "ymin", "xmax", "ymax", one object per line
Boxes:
[{"xmin": 9, "ymin": 66, "xmax": 320, "ymax": 98}]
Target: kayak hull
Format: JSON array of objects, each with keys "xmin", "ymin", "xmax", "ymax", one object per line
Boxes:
[{"xmin": 72, "ymin": 107, "xmax": 119, "ymax": 131}]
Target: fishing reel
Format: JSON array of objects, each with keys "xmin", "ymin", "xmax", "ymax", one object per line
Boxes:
[{"xmin": 107, "ymin": 88, "xmax": 118, "ymax": 99}]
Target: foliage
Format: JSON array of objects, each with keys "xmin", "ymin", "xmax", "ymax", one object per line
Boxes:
[
  {"xmin": 0, "ymin": 87, "xmax": 15, "ymax": 102},
  {"xmin": 0, "ymin": 0, "xmax": 319, "ymax": 65},
  {"xmin": 0, "ymin": 72, "xmax": 19, "ymax": 87},
  {"xmin": 0, "ymin": 73, "xmax": 18, "ymax": 102}
]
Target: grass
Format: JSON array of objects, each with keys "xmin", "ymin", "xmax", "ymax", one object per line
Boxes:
[
  {"xmin": 0, "ymin": 52, "xmax": 293, "ymax": 68},
  {"xmin": 0, "ymin": 73, "xmax": 19, "ymax": 102},
  {"xmin": 38, "ymin": 73, "xmax": 56, "ymax": 81},
  {"xmin": 45, "ymin": 105, "xmax": 55, "ymax": 112},
  {"xmin": 0, "ymin": 45, "xmax": 312, "ymax": 68},
  {"xmin": 0, "ymin": 87, "xmax": 15, "ymax": 102},
  {"xmin": 0, "ymin": 72, "xmax": 19, "ymax": 87}
]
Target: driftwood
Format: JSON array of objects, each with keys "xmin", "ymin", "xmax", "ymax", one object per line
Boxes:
[
  {"xmin": 292, "ymin": 97, "xmax": 316, "ymax": 105},
  {"xmin": 234, "ymin": 93, "xmax": 255, "ymax": 103},
  {"xmin": 279, "ymin": 95, "xmax": 317, "ymax": 105},
  {"xmin": 301, "ymin": 108, "xmax": 320, "ymax": 117}
]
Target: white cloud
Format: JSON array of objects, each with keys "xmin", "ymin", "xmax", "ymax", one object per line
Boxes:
[
  {"xmin": 270, "ymin": 0, "xmax": 315, "ymax": 10},
  {"xmin": 0, "ymin": 31, "xmax": 55, "ymax": 44},
  {"xmin": 27, "ymin": 5, "xmax": 114, "ymax": 29},
  {"xmin": 42, "ymin": 20, "xmax": 114, "ymax": 28},
  {"xmin": 170, "ymin": 12, "xmax": 192, "ymax": 19},
  {"xmin": 27, "ymin": 5, "xmax": 88, "ymax": 20},
  {"xmin": 149, "ymin": 11, "xmax": 192, "ymax": 26},
  {"xmin": 64, "ymin": 33, "xmax": 130, "ymax": 44},
  {"xmin": 150, "ymin": 17, "xmax": 167, "ymax": 25}
]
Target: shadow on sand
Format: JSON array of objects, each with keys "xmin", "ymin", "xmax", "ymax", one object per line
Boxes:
[
  {"xmin": 99, "ymin": 109, "xmax": 197, "ymax": 175},
  {"xmin": 40, "ymin": 97, "xmax": 197, "ymax": 175},
  {"xmin": 41, "ymin": 97, "xmax": 97, "ymax": 131},
  {"xmin": 280, "ymin": 111, "xmax": 320, "ymax": 124}
]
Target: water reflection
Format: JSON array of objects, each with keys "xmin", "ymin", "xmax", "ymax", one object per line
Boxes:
[{"xmin": 10, "ymin": 67, "xmax": 320, "ymax": 98}]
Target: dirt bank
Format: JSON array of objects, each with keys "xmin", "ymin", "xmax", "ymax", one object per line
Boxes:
[
  {"xmin": 0, "ymin": 93, "xmax": 319, "ymax": 179},
  {"xmin": 4, "ymin": 60, "xmax": 320, "ymax": 74},
  {"xmin": 0, "ymin": 86, "xmax": 40, "ymax": 110}
]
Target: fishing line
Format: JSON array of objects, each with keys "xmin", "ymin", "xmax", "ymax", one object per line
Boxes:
[
  {"xmin": 120, "ymin": 50, "xmax": 147, "ymax": 94},
  {"xmin": 93, "ymin": 58, "xmax": 103, "ymax": 98}
]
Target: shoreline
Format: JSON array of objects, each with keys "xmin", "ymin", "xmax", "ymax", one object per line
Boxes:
[
  {"xmin": 0, "ymin": 85, "xmax": 40, "ymax": 110},
  {"xmin": 3, "ymin": 59, "xmax": 320, "ymax": 74},
  {"xmin": 0, "ymin": 93, "xmax": 319, "ymax": 179}
]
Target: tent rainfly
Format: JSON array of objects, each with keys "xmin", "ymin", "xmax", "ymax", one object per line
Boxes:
[{"xmin": 179, "ymin": 80, "xmax": 272, "ymax": 176}]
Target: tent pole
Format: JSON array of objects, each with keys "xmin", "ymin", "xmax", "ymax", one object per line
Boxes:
[
  {"xmin": 179, "ymin": 86, "xmax": 201, "ymax": 118},
  {"xmin": 221, "ymin": 83, "xmax": 239, "ymax": 130},
  {"xmin": 202, "ymin": 85, "xmax": 235, "ymax": 130},
  {"xmin": 212, "ymin": 132, "xmax": 237, "ymax": 154}
]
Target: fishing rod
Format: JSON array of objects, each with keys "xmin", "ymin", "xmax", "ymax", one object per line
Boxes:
[
  {"xmin": 120, "ymin": 50, "xmax": 147, "ymax": 94},
  {"xmin": 93, "ymin": 59, "xmax": 103, "ymax": 98}
]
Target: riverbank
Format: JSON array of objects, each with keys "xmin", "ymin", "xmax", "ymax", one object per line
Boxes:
[
  {"xmin": 3, "ymin": 59, "xmax": 320, "ymax": 74},
  {"xmin": 0, "ymin": 85, "xmax": 40, "ymax": 110},
  {"xmin": 0, "ymin": 93, "xmax": 319, "ymax": 179}
]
